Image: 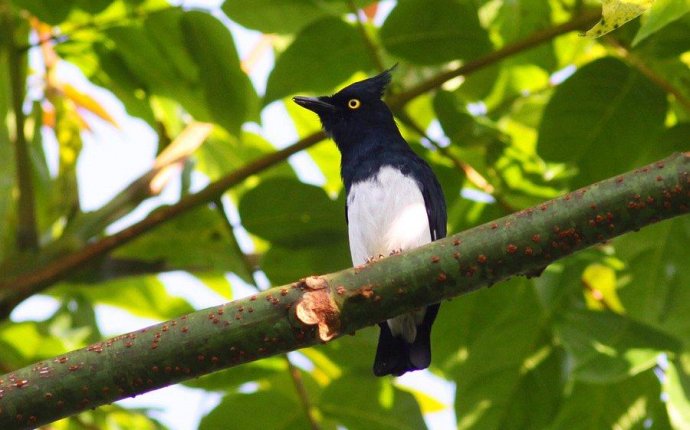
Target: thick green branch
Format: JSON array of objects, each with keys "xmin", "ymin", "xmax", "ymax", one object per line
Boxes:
[
  {"xmin": 0, "ymin": 10, "xmax": 598, "ymax": 317},
  {"xmin": 1, "ymin": 153, "xmax": 688, "ymax": 429}
]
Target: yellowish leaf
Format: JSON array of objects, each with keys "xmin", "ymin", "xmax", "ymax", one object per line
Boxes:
[
  {"xmin": 62, "ymin": 83, "xmax": 119, "ymax": 128},
  {"xmin": 582, "ymin": 263, "xmax": 625, "ymax": 313},
  {"xmin": 584, "ymin": 0, "xmax": 655, "ymax": 38}
]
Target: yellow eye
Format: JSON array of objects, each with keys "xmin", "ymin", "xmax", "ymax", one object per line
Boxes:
[{"xmin": 347, "ymin": 99, "xmax": 361, "ymax": 109}]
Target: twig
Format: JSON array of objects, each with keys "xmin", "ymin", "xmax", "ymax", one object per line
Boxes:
[
  {"xmin": 348, "ymin": 0, "xmax": 385, "ymax": 73},
  {"xmin": 605, "ymin": 36, "xmax": 690, "ymax": 114},
  {"xmin": 213, "ymin": 198, "xmax": 320, "ymax": 429},
  {"xmin": 286, "ymin": 358, "xmax": 321, "ymax": 430},
  {"xmin": 386, "ymin": 9, "xmax": 601, "ymax": 109}
]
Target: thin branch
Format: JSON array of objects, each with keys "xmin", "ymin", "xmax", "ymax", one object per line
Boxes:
[
  {"xmin": 213, "ymin": 199, "xmax": 321, "ymax": 430},
  {"xmin": 1, "ymin": 1, "xmax": 38, "ymax": 251},
  {"xmin": 0, "ymin": 10, "xmax": 601, "ymax": 317},
  {"xmin": 386, "ymin": 9, "xmax": 601, "ymax": 109},
  {"xmin": 394, "ymin": 109, "xmax": 517, "ymax": 214},
  {"xmin": 348, "ymin": 0, "xmax": 385, "ymax": 73},
  {"xmin": 605, "ymin": 36, "xmax": 690, "ymax": 114},
  {"xmin": 286, "ymin": 358, "xmax": 321, "ymax": 430}
]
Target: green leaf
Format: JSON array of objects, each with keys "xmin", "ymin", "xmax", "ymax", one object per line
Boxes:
[
  {"xmin": 549, "ymin": 370, "xmax": 671, "ymax": 429},
  {"xmin": 380, "ymin": 0, "xmax": 491, "ymax": 65},
  {"xmin": 221, "ymin": 0, "xmax": 331, "ymax": 34},
  {"xmin": 319, "ymin": 373, "xmax": 426, "ymax": 430},
  {"xmin": 200, "ymin": 391, "xmax": 312, "ymax": 430},
  {"xmin": 633, "ymin": 0, "xmax": 690, "ymax": 45},
  {"xmin": 537, "ymin": 57, "xmax": 667, "ymax": 188},
  {"xmin": 184, "ymin": 356, "xmax": 287, "ymax": 391},
  {"xmin": 55, "ymin": 275, "xmax": 193, "ymax": 320},
  {"xmin": 615, "ymin": 217, "xmax": 690, "ymax": 340},
  {"xmin": 262, "ymin": 241, "xmax": 351, "ymax": 285},
  {"xmin": 264, "ymin": 17, "xmax": 374, "ymax": 104},
  {"xmin": 182, "ymin": 11, "xmax": 256, "ymax": 134},
  {"xmin": 115, "ymin": 207, "xmax": 252, "ymax": 281},
  {"xmin": 555, "ymin": 309, "xmax": 681, "ymax": 383},
  {"xmin": 433, "ymin": 279, "xmax": 558, "ymax": 430},
  {"xmin": 238, "ymin": 178, "xmax": 346, "ymax": 247}
]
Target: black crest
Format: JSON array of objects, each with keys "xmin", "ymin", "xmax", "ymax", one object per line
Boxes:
[{"xmin": 339, "ymin": 65, "xmax": 397, "ymax": 100}]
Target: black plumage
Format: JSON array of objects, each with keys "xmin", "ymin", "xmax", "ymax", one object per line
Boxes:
[{"xmin": 294, "ymin": 68, "xmax": 447, "ymax": 376}]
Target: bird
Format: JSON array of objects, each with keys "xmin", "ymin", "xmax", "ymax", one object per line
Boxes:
[{"xmin": 293, "ymin": 67, "xmax": 447, "ymax": 376}]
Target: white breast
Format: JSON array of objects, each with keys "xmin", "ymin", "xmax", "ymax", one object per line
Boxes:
[
  {"xmin": 347, "ymin": 166, "xmax": 431, "ymax": 342},
  {"xmin": 347, "ymin": 166, "xmax": 430, "ymax": 265}
]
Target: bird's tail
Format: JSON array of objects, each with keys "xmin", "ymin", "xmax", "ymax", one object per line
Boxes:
[{"xmin": 373, "ymin": 304, "xmax": 440, "ymax": 377}]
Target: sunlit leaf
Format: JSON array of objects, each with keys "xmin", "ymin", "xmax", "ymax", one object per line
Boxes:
[
  {"xmin": 537, "ymin": 57, "xmax": 667, "ymax": 188},
  {"xmin": 264, "ymin": 17, "xmax": 374, "ymax": 104},
  {"xmin": 380, "ymin": 0, "xmax": 491, "ymax": 65},
  {"xmin": 585, "ymin": 0, "xmax": 655, "ymax": 38},
  {"xmin": 582, "ymin": 263, "xmax": 625, "ymax": 312},
  {"xmin": 555, "ymin": 308, "xmax": 680, "ymax": 383}
]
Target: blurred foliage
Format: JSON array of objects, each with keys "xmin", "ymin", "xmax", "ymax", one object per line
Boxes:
[{"xmin": 1, "ymin": 0, "xmax": 689, "ymax": 428}]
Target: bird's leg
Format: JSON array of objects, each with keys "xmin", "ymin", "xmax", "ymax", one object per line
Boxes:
[{"xmin": 389, "ymin": 248, "xmax": 403, "ymax": 256}]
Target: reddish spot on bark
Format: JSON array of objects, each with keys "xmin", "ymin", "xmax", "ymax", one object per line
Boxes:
[
  {"xmin": 102, "ymin": 386, "xmax": 110, "ymax": 394},
  {"xmin": 590, "ymin": 204, "xmax": 597, "ymax": 210},
  {"xmin": 437, "ymin": 272, "xmax": 447, "ymax": 282},
  {"xmin": 56, "ymin": 356, "xmax": 68, "ymax": 364},
  {"xmin": 68, "ymin": 365, "xmax": 80, "ymax": 371},
  {"xmin": 452, "ymin": 238, "xmax": 461, "ymax": 246},
  {"xmin": 595, "ymin": 215, "xmax": 604, "ymax": 223},
  {"xmin": 431, "ymin": 255, "xmax": 441, "ymax": 263},
  {"xmin": 45, "ymin": 392, "xmax": 53, "ymax": 400},
  {"xmin": 524, "ymin": 246, "xmax": 533, "ymax": 256},
  {"xmin": 217, "ymin": 308, "xmax": 224, "ymax": 315},
  {"xmin": 656, "ymin": 162, "xmax": 665, "ymax": 169},
  {"xmin": 162, "ymin": 325, "xmax": 169, "ymax": 332},
  {"xmin": 336, "ymin": 286, "xmax": 346, "ymax": 295},
  {"xmin": 247, "ymin": 307, "xmax": 254, "ymax": 313},
  {"xmin": 250, "ymin": 295, "xmax": 257, "ymax": 301},
  {"xmin": 616, "ymin": 177, "xmax": 624, "ymax": 184},
  {"xmin": 181, "ymin": 327, "xmax": 189, "ymax": 333},
  {"xmin": 477, "ymin": 255, "xmax": 487, "ymax": 264},
  {"xmin": 14, "ymin": 380, "xmax": 28, "ymax": 388},
  {"xmin": 211, "ymin": 356, "xmax": 219, "ymax": 364},
  {"xmin": 532, "ymin": 234, "xmax": 541, "ymax": 243},
  {"xmin": 197, "ymin": 355, "xmax": 205, "ymax": 362},
  {"xmin": 281, "ymin": 288, "xmax": 289, "ymax": 296},
  {"xmin": 453, "ymin": 251, "xmax": 461, "ymax": 259},
  {"xmin": 506, "ymin": 244, "xmax": 517, "ymax": 254},
  {"xmin": 491, "ymin": 223, "xmax": 498, "ymax": 229}
]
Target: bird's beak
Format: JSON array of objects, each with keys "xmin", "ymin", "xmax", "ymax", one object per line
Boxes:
[{"xmin": 292, "ymin": 96, "xmax": 335, "ymax": 114}]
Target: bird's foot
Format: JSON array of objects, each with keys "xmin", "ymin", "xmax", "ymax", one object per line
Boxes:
[
  {"xmin": 389, "ymin": 248, "xmax": 403, "ymax": 256},
  {"xmin": 365, "ymin": 254, "xmax": 385, "ymax": 264}
]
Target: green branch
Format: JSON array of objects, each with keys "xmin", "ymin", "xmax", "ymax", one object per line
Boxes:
[
  {"xmin": 1, "ymin": 153, "xmax": 688, "ymax": 429},
  {"xmin": 1, "ymin": 1, "xmax": 38, "ymax": 251},
  {"xmin": 0, "ymin": 10, "xmax": 599, "ymax": 318}
]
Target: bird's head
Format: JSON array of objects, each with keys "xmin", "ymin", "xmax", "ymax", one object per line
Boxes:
[{"xmin": 293, "ymin": 67, "xmax": 398, "ymax": 149}]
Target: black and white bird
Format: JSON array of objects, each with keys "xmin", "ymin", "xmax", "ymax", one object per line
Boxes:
[{"xmin": 293, "ymin": 68, "xmax": 447, "ymax": 376}]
